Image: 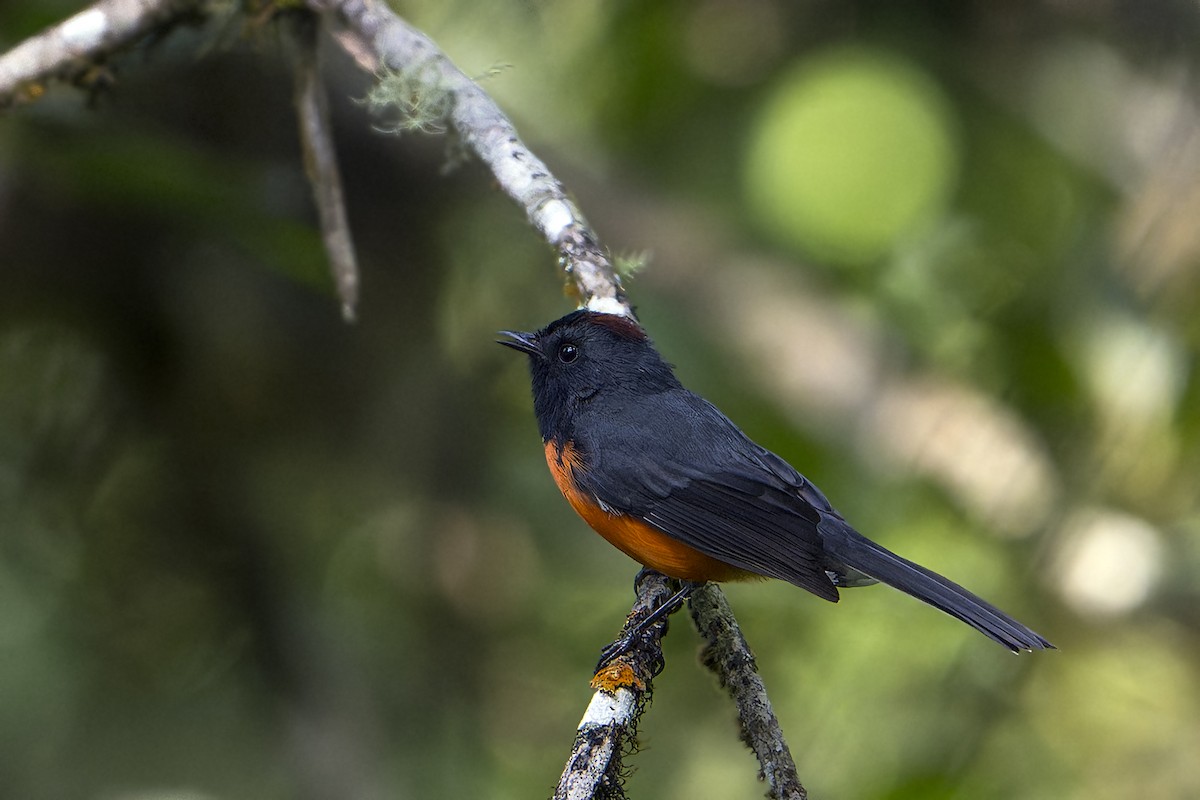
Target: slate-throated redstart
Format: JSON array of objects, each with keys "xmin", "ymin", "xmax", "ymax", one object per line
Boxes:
[{"xmin": 500, "ymin": 309, "xmax": 1052, "ymax": 652}]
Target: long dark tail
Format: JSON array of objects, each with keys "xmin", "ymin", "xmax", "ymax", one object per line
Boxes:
[{"xmin": 825, "ymin": 527, "xmax": 1053, "ymax": 652}]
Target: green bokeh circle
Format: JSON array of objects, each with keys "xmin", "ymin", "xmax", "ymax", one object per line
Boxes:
[{"xmin": 745, "ymin": 48, "xmax": 959, "ymax": 265}]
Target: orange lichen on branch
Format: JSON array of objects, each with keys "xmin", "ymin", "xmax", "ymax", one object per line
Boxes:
[{"xmin": 590, "ymin": 658, "xmax": 645, "ymax": 693}]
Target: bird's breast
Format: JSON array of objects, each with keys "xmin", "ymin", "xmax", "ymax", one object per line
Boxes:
[{"xmin": 542, "ymin": 439, "xmax": 757, "ymax": 583}]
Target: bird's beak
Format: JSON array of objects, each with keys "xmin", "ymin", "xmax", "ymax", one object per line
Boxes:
[{"xmin": 497, "ymin": 330, "xmax": 541, "ymax": 357}]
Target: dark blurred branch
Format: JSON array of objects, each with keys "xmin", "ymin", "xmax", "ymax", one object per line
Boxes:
[
  {"xmin": 0, "ymin": 0, "xmax": 201, "ymax": 107},
  {"xmin": 691, "ymin": 584, "xmax": 808, "ymax": 800},
  {"xmin": 289, "ymin": 11, "xmax": 360, "ymax": 322},
  {"xmin": 309, "ymin": 0, "xmax": 632, "ymax": 318},
  {"xmin": 554, "ymin": 571, "xmax": 674, "ymax": 800}
]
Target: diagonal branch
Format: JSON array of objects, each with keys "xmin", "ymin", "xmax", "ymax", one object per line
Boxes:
[
  {"xmin": 554, "ymin": 570, "xmax": 675, "ymax": 800},
  {"xmin": 690, "ymin": 584, "xmax": 808, "ymax": 800},
  {"xmin": 0, "ymin": 0, "xmax": 631, "ymax": 317},
  {"xmin": 0, "ymin": 0, "xmax": 202, "ymax": 107},
  {"xmin": 309, "ymin": 0, "xmax": 632, "ymax": 318}
]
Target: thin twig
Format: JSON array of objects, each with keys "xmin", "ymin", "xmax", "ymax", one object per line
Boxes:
[
  {"xmin": 553, "ymin": 571, "xmax": 675, "ymax": 800},
  {"xmin": 289, "ymin": 10, "xmax": 360, "ymax": 322},
  {"xmin": 0, "ymin": 0, "xmax": 202, "ymax": 107},
  {"xmin": 690, "ymin": 584, "xmax": 808, "ymax": 800},
  {"xmin": 309, "ymin": 0, "xmax": 632, "ymax": 318}
]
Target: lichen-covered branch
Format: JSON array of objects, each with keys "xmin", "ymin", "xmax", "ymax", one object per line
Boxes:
[
  {"xmin": 690, "ymin": 584, "xmax": 808, "ymax": 800},
  {"xmin": 309, "ymin": 0, "xmax": 632, "ymax": 318},
  {"xmin": 0, "ymin": 0, "xmax": 202, "ymax": 107},
  {"xmin": 0, "ymin": 0, "xmax": 630, "ymax": 316},
  {"xmin": 554, "ymin": 571, "xmax": 675, "ymax": 800}
]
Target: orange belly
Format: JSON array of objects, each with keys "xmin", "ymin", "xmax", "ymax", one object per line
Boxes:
[{"xmin": 544, "ymin": 440, "xmax": 755, "ymax": 583}]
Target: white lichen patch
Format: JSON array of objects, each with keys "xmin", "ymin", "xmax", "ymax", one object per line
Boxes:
[
  {"xmin": 579, "ymin": 687, "xmax": 634, "ymax": 729},
  {"xmin": 537, "ymin": 198, "xmax": 575, "ymax": 239},
  {"xmin": 584, "ymin": 295, "xmax": 631, "ymax": 317},
  {"xmin": 61, "ymin": 9, "xmax": 108, "ymax": 53}
]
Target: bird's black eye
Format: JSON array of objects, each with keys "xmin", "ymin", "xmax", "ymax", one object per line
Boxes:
[{"xmin": 558, "ymin": 343, "xmax": 579, "ymax": 363}]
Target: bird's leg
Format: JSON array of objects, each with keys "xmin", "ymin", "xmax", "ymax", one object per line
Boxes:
[{"xmin": 595, "ymin": 574, "xmax": 701, "ymax": 671}]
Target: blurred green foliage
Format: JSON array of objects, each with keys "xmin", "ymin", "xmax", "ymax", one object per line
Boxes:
[{"xmin": 2, "ymin": 1, "xmax": 1200, "ymax": 799}]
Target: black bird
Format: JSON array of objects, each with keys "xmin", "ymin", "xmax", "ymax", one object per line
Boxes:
[{"xmin": 500, "ymin": 309, "xmax": 1053, "ymax": 652}]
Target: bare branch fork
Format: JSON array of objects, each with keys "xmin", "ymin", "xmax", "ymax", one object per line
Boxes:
[{"xmin": 0, "ymin": 2, "xmax": 806, "ymax": 797}]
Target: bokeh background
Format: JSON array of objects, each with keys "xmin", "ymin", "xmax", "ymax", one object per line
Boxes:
[{"xmin": 3, "ymin": 1, "xmax": 1199, "ymax": 798}]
